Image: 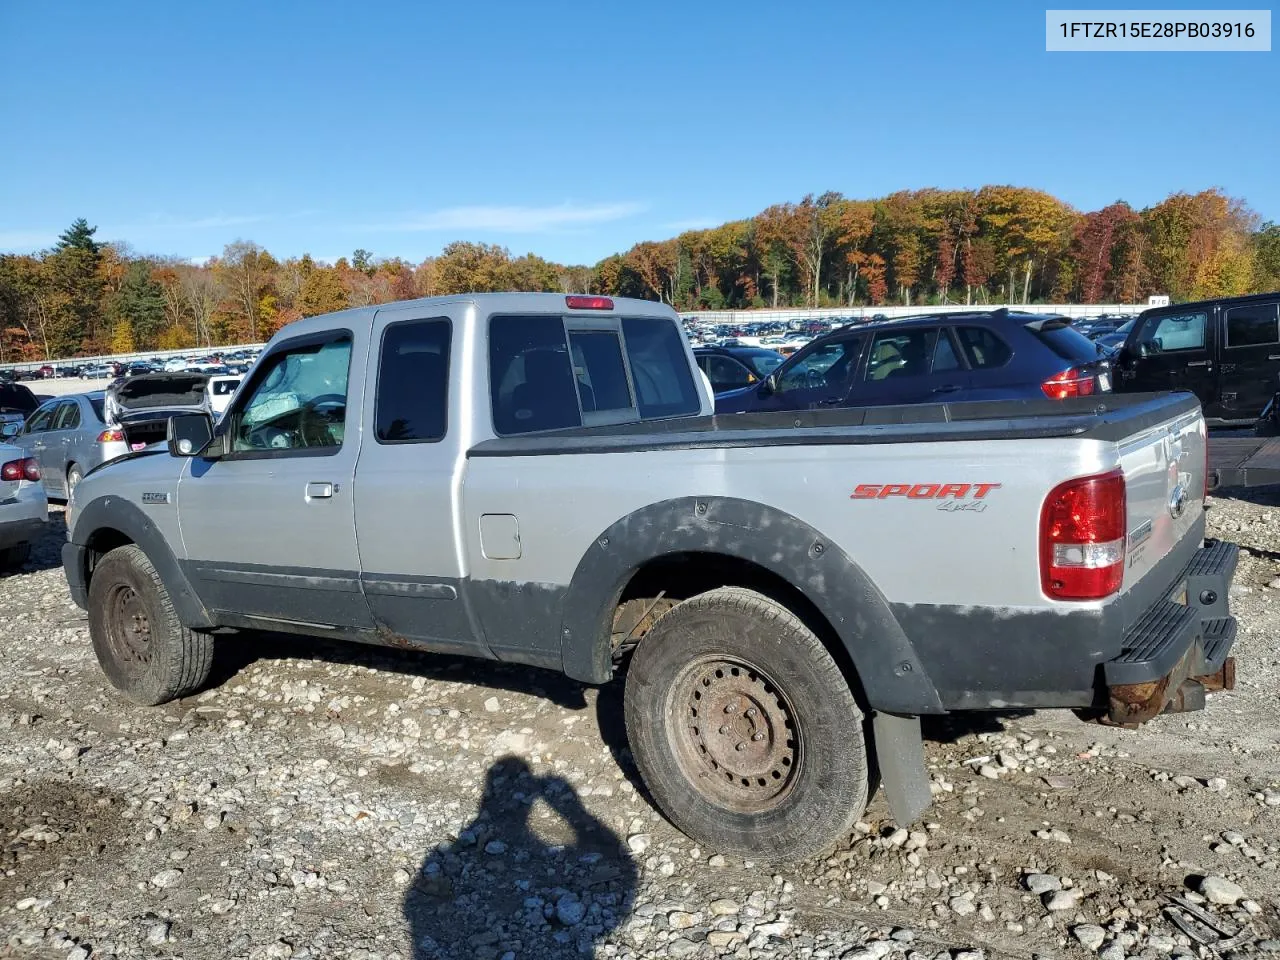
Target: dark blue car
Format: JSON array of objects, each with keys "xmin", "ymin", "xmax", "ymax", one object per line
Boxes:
[{"xmin": 715, "ymin": 309, "xmax": 1111, "ymax": 413}]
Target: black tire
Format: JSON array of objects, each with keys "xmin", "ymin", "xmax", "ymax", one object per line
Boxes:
[
  {"xmin": 66, "ymin": 463, "xmax": 83, "ymax": 496},
  {"xmin": 624, "ymin": 586, "xmax": 868, "ymax": 862},
  {"xmin": 88, "ymin": 544, "xmax": 213, "ymax": 705},
  {"xmin": 0, "ymin": 542, "xmax": 31, "ymax": 571}
]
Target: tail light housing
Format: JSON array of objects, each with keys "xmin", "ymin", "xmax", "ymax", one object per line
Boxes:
[
  {"xmin": 97, "ymin": 429, "xmax": 125, "ymax": 443},
  {"xmin": 1, "ymin": 457, "xmax": 40, "ymax": 482},
  {"xmin": 1041, "ymin": 367, "xmax": 1097, "ymax": 399},
  {"xmin": 1040, "ymin": 469, "xmax": 1126, "ymax": 600}
]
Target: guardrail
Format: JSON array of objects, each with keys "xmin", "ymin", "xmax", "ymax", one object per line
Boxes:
[{"xmin": 1, "ymin": 343, "xmax": 268, "ymax": 375}]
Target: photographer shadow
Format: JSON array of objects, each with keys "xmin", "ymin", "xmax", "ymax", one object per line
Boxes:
[{"xmin": 404, "ymin": 756, "xmax": 638, "ymax": 960}]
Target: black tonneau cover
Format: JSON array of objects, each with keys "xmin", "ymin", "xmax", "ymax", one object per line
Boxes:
[{"xmin": 469, "ymin": 391, "xmax": 1201, "ymax": 458}]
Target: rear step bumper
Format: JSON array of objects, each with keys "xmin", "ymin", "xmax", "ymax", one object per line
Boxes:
[{"xmin": 1103, "ymin": 539, "xmax": 1238, "ymax": 725}]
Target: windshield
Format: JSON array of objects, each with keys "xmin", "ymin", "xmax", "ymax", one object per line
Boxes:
[{"xmin": 740, "ymin": 351, "xmax": 785, "ymax": 377}]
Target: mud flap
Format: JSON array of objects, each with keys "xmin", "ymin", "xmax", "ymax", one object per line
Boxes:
[{"xmin": 872, "ymin": 712, "xmax": 931, "ymax": 825}]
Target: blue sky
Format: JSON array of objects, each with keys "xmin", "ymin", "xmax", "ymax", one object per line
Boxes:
[{"xmin": 1, "ymin": 1, "xmax": 1275, "ymax": 266}]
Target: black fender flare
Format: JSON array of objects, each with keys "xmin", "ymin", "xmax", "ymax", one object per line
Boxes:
[
  {"xmin": 69, "ymin": 495, "xmax": 215, "ymax": 630},
  {"xmin": 558, "ymin": 496, "xmax": 945, "ymax": 716}
]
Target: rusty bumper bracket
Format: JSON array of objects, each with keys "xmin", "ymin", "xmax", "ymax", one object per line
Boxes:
[{"xmin": 1107, "ymin": 654, "xmax": 1236, "ymax": 726}]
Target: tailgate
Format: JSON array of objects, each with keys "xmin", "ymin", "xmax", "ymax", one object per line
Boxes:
[{"xmin": 1117, "ymin": 405, "xmax": 1205, "ymax": 593}]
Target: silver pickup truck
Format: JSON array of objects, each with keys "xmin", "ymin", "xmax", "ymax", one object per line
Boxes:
[{"xmin": 62, "ymin": 294, "xmax": 1238, "ymax": 861}]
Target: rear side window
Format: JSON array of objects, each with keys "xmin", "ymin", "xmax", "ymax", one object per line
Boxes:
[
  {"xmin": 1225, "ymin": 302, "xmax": 1280, "ymax": 348},
  {"xmin": 490, "ymin": 316, "xmax": 581, "ymax": 435},
  {"xmin": 1027, "ymin": 321, "xmax": 1100, "ymax": 364},
  {"xmin": 377, "ymin": 318, "xmax": 451, "ymax": 443},
  {"xmin": 54, "ymin": 401, "xmax": 81, "ymax": 430},
  {"xmin": 932, "ymin": 331, "xmax": 961, "ymax": 373},
  {"xmin": 866, "ymin": 330, "xmax": 933, "ymax": 381},
  {"xmin": 955, "ymin": 327, "xmax": 1013, "ymax": 369},
  {"xmin": 89, "ymin": 398, "xmax": 105, "ymax": 422},
  {"xmin": 621, "ymin": 317, "xmax": 701, "ymax": 419}
]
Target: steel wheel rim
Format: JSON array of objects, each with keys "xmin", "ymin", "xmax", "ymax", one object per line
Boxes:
[
  {"xmin": 103, "ymin": 582, "xmax": 153, "ymax": 678},
  {"xmin": 667, "ymin": 656, "xmax": 801, "ymax": 813}
]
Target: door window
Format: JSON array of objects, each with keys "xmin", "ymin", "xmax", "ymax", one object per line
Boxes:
[
  {"xmin": 865, "ymin": 330, "xmax": 933, "ymax": 381},
  {"xmin": 777, "ymin": 339, "xmax": 859, "ymax": 393},
  {"xmin": 706, "ymin": 355, "xmax": 754, "ymax": 391},
  {"xmin": 1225, "ymin": 302, "xmax": 1280, "ymax": 348},
  {"xmin": 1141, "ymin": 311, "xmax": 1206, "ymax": 353},
  {"xmin": 23, "ymin": 403, "xmax": 57, "ymax": 434},
  {"xmin": 376, "ymin": 318, "xmax": 451, "ymax": 443},
  {"xmin": 53, "ymin": 401, "xmax": 81, "ymax": 431},
  {"xmin": 230, "ymin": 337, "xmax": 353, "ymax": 453},
  {"xmin": 955, "ymin": 327, "xmax": 1013, "ymax": 369}
]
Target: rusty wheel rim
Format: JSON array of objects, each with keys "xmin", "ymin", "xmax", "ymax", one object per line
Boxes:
[
  {"xmin": 103, "ymin": 582, "xmax": 153, "ymax": 678},
  {"xmin": 669, "ymin": 657, "xmax": 800, "ymax": 813}
]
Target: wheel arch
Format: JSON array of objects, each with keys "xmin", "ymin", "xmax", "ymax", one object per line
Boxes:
[
  {"xmin": 558, "ymin": 496, "xmax": 944, "ymax": 716},
  {"xmin": 71, "ymin": 495, "xmax": 215, "ymax": 630}
]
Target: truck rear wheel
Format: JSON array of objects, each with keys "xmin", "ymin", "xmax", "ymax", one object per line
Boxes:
[
  {"xmin": 88, "ymin": 544, "xmax": 213, "ymax": 706},
  {"xmin": 623, "ymin": 586, "xmax": 868, "ymax": 862}
]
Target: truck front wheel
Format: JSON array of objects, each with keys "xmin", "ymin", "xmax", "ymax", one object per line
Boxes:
[
  {"xmin": 623, "ymin": 586, "xmax": 868, "ymax": 862},
  {"xmin": 88, "ymin": 545, "xmax": 214, "ymax": 706}
]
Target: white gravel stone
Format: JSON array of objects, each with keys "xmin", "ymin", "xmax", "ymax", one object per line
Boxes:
[
  {"xmin": 1199, "ymin": 875, "xmax": 1244, "ymax": 905},
  {"xmin": 1073, "ymin": 924, "xmax": 1107, "ymax": 950}
]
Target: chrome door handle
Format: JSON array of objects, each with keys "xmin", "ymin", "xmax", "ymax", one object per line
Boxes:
[
  {"xmin": 305, "ymin": 481, "xmax": 334, "ymax": 500},
  {"xmin": 1186, "ymin": 360, "xmax": 1211, "ymax": 368}
]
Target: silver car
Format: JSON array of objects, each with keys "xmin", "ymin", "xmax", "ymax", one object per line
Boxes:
[{"xmin": 10, "ymin": 392, "xmax": 129, "ymax": 498}]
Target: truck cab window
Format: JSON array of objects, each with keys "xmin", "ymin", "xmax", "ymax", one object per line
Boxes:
[
  {"xmin": 376, "ymin": 318, "xmax": 451, "ymax": 442},
  {"xmin": 568, "ymin": 330, "xmax": 634, "ymax": 416},
  {"xmin": 621, "ymin": 316, "xmax": 701, "ymax": 419},
  {"xmin": 490, "ymin": 315, "xmax": 581, "ymax": 435},
  {"xmin": 231, "ymin": 337, "xmax": 352, "ymax": 452}
]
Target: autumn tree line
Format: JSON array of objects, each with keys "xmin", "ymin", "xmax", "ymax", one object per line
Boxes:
[{"xmin": 3, "ymin": 186, "xmax": 1280, "ymax": 361}]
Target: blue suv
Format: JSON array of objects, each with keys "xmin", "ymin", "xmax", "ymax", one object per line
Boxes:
[{"xmin": 715, "ymin": 309, "xmax": 1111, "ymax": 414}]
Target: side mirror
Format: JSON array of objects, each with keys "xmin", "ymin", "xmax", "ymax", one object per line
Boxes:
[
  {"xmin": 1137, "ymin": 341, "xmax": 1154, "ymax": 358},
  {"xmin": 167, "ymin": 412, "xmax": 215, "ymax": 458},
  {"xmin": 760, "ymin": 374, "xmax": 778, "ymax": 396}
]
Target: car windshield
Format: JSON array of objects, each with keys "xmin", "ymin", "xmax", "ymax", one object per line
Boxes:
[{"xmin": 740, "ymin": 351, "xmax": 785, "ymax": 377}]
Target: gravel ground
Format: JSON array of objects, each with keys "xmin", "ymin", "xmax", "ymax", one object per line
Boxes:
[{"xmin": 1, "ymin": 497, "xmax": 1278, "ymax": 960}]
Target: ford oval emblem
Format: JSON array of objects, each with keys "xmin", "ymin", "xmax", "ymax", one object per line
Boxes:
[{"xmin": 1168, "ymin": 481, "xmax": 1187, "ymax": 520}]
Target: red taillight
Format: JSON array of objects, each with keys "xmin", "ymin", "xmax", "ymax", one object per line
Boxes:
[
  {"xmin": 565, "ymin": 295, "xmax": 614, "ymax": 310},
  {"xmin": 1040, "ymin": 469, "xmax": 1126, "ymax": 600},
  {"xmin": 1, "ymin": 457, "xmax": 39, "ymax": 482},
  {"xmin": 97, "ymin": 429, "xmax": 125, "ymax": 443},
  {"xmin": 1041, "ymin": 367, "xmax": 1096, "ymax": 399}
]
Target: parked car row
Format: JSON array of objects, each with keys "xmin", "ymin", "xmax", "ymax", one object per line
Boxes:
[
  {"xmin": 692, "ymin": 293, "xmax": 1280, "ymax": 428},
  {"xmin": 0, "ymin": 347, "xmax": 261, "ymax": 383},
  {"xmin": 700, "ymin": 309, "xmax": 1111, "ymax": 413}
]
